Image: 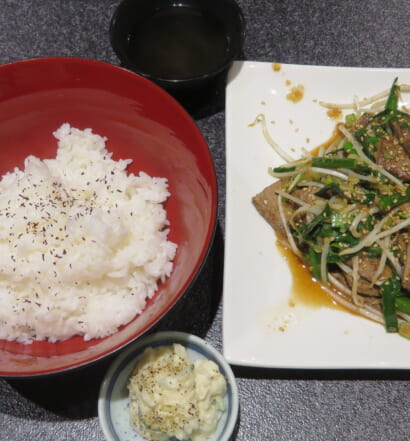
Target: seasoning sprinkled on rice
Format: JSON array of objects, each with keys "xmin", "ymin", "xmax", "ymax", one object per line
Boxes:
[{"xmin": 0, "ymin": 123, "xmax": 177, "ymax": 343}]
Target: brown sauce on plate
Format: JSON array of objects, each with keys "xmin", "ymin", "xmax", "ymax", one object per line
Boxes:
[{"xmin": 278, "ymin": 243, "xmax": 344, "ymax": 311}]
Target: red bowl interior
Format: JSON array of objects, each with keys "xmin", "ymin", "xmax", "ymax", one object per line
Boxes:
[{"xmin": 0, "ymin": 57, "xmax": 217, "ymax": 376}]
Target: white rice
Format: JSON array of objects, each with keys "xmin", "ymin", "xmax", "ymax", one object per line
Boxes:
[{"xmin": 0, "ymin": 123, "xmax": 177, "ymax": 343}]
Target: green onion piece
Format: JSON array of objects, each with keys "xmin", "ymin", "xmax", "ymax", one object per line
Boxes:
[
  {"xmin": 315, "ymin": 183, "xmax": 345, "ymax": 198},
  {"xmin": 272, "ymin": 166, "xmax": 296, "ymax": 173},
  {"xmin": 354, "ymin": 128, "xmax": 378, "ymax": 161},
  {"xmin": 343, "ymin": 141, "xmax": 357, "ymax": 154},
  {"xmin": 364, "ymin": 245, "xmax": 382, "ymax": 258},
  {"xmin": 345, "ymin": 113, "xmax": 357, "ymax": 125},
  {"xmin": 311, "ymin": 157, "xmax": 359, "ymax": 169},
  {"xmin": 297, "ymin": 205, "xmax": 331, "ymax": 241},
  {"xmin": 331, "ymin": 232, "xmax": 360, "ymax": 247},
  {"xmin": 396, "ymin": 296, "xmax": 410, "ymax": 315},
  {"xmin": 380, "ymin": 277, "xmax": 400, "ymax": 332},
  {"xmin": 357, "ymin": 215, "xmax": 374, "ymax": 234},
  {"xmin": 325, "ymin": 251, "xmax": 342, "ymax": 263},
  {"xmin": 351, "ymin": 187, "xmax": 377, "ymax": 205},
  {"xmin": 329, "ymin": 239, "xmax": 360, "ymax": 260},
  {"xmin": 330, "ymin": 213, "xmax": 346, "ymax": 228},
  {"xmin": 378, "ymin": 110, "xmax": 399, "ymax": 125},
  {"xmin": 385, "ymin": 77, "xmax": 399, "ymax": 111},
  {"xmin": 303, "ymin": 247, "xmax": 322, "ymax": 280},
  {"xmin": 378, "ymin": 187, "xmax": 410, "ymax": 211},
  {"xmin": 372, "ymin": 108, "xmax": 409, "ymax": 125},
  {"xmin": 318, "ymin": 225, "xmax": 336, "ymax": 238}
]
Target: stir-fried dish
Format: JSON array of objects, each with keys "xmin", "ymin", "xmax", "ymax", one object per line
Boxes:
[{"xmin": 253, "ymin": 79, "xmax": 410, "ymax": 338}]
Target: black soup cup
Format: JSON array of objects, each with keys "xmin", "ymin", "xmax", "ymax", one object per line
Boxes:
[{"xmin": 110, "ymin": 0, "xmax": 245, "ymax": 117}]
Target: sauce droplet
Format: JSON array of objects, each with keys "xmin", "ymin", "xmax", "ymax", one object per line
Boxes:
[
  {"xmin": 286, "ymin": 84, "xmax": 305, "ymax": 103},
  {"xmin": 272, "ymin": 63, "xmax": 282, "ymax": 72},
  {"xmin": 327, "ymin": 107, "xmax": 343, "ymax": 121}
]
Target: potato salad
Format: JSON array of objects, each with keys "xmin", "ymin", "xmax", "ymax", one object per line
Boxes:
[{"xmin": 128, "ymin": 344, "xmax": 227, "ymax": 441}]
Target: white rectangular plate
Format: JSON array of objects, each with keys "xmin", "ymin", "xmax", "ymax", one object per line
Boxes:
[{"xmin": 223, "ymin": 61, "xmax": 410, "ymax": 369}]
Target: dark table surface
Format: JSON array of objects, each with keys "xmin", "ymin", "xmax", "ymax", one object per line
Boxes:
[{"xmin": 1, "ymin": 1, "xmax": 410, "ymax": 440}]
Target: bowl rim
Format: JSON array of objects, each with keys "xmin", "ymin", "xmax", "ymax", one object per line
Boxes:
[
  {"xmin": 98, "ymin": 331, "xmax": 239, "ymax": 441},
  {"xmin": 109, "ymin": 0, "xmax": 246, "ymax": 86},
  {"xmin": 0, "ymin": 56, "xmax": 218, "ymax": 377}
]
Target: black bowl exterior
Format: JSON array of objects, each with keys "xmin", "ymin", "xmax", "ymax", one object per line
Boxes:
[{"xmin": 109, "ymin": 0, "xmax": 245, "ymax": 94}]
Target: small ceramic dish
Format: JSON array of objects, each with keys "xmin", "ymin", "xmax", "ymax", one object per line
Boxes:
[{"xmin": 98, "ymin": 331, "xmax": 239, "ymax": 441}]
